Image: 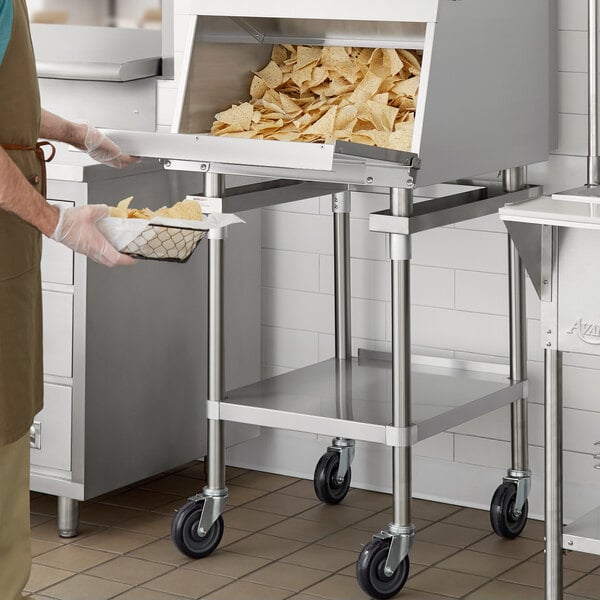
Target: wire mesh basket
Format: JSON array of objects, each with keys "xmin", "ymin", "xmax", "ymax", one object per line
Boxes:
[{"xmin": 121, "ymin": 224, "xmax": 207, "ymax": 263}]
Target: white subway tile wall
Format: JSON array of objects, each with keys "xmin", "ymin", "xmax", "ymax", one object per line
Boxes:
[{"xmin": 172, "ymin": 2, "xmax": 600, "ymax": 515}]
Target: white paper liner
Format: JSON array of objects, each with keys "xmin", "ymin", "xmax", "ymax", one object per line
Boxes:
[{"xmin": 97, "ymin": 213, "xmax": 244, "ymax": 261}]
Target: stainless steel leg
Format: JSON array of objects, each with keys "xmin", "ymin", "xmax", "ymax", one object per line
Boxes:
[
  {"xmin": 330, "ymin": 191, "xmax": 354, "ymax": 482},
  {"xmin": 205, "ymin": 172, "xmax": 227, "ymax": 495},
  {"xmin": 57, "ymin": 497, "xmax": 79, "ymax": 538},
  {"xmin": 390, "ymin": 188, "xmax": 413, "ymax": 535},
  {"xmin": 545, "ymin": 349, "xmax": 563, "ymax": 600}
]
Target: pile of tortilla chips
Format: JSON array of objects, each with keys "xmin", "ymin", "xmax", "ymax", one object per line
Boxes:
[
  {"xmin": 110, "ymin": 197, "xmax": 203, "ymax": 221},
  {"xmin": 211, "ymin": 45, "xmax": 420, "ymax": 152}
]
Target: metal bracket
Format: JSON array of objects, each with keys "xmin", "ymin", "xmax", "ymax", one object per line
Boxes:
[
  {"xmin": 188, "ymin": 487, "xmax": 228, "ymax": 537},
  {"xmin": 389, "ymin": 233, "xmax": 411, "ymax": 261},
  {"xmin": 206, "ymin": 400, "xmax": 220, "ymax": 420},
  {"xmin": 375, "ymin": 524, "xmax": 416, "ymax": 576},
  {"xmin": 329, "ymin": 439, "xmax": 355, "ymax": 482},
  {"xmin": 332, "ymin": 191, "xmax": 351, "ymax": 213},
  {"xmin": 504, "ymin": 469, "xmax": 532, "ymax": 517},
  {"xmin": 208, "ymin": 227, "xmax": 227, "ymax": 240},
  {"xmin": 540, "ymin": 225, "xmax": 553, "ymax": 303},
  {"xmin": 385, "ymin": 424, "xmax": 418, "ymax": 447}
]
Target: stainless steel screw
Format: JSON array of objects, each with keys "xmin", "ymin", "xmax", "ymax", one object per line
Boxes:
[
  {"xmin": 546, "ymin": 341, "xmax": 552, "ymax": 347},
  {"xmin": 164, "ymin": 160, "xmax": 172, "ymax": 168},
  {"xmin": 546, "ymin": 329, "xmax": 552, "ymax": 334},
  {"xmin": 200, "ymin": 164, "xmax": 208, "ymax": 172},
  {"xmin": 366, "ymin": 176, "xmax": 374, "ymax": 184},
  {"xmin": 543, "ymin": 279, "xmax": 549, "ymax": 285}
]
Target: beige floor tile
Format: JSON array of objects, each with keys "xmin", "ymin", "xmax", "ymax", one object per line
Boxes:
[
  {"xmin": 30, "ymin": 495, "xmax": 58, "ymax": 517},
  {"xmin": 141, "ymin": 475, "xmax": 204, "ymax": 497},
  {"xmin": 412, "ymin": 499, "xmax": 461, "ymax": 522},
  {"xmin": 143, "ymin": 567, "xmax": 232, "ymax": 598},
  {"xmin": 226, "ymin": 465, "xmax": 250, "ymax": 479},
  {"xmin": 41, "ymin": 573, "xmax": 131, "ymax": 599},
  {"xmin": 30, "ymin": 521, "xmax": 104, "ymax": 545},
  {"xmin": 409, "ymin": 539, "xmax": 460, "ymax": 566},
  {"xmin": 113, "ymin": 589, "xmax": 188, "ymax": 600},
  {"xmin": 31, "ymin": 514, "xmax": 53, "ymax": 527},
  {"xmin": 302, "ymin": 573, "xmax": 370, "ymax": 600},
  {"xmin": 201, "ymin": 580, "xmax": 293, "ymax": 600},
  {"xmin": 102, "ymin": 489, "xmax": 181, "ymax": 511},
  {"xmin": 182, "ymin": 549, "xmax": 269, "ymax": 578},
  {"xmin": 243, "ymin": 492, "xmax": 319, "ymax": 517},
  {"xmin": 73, "ymin": 529, "xmax": 156, "ymax": 554},
  {"xmin": 500, "ymin": 560, "xmax": 582, "ymax": 589},
  {"xmin": 128, "ymin": 538, "xmax": 193, "ymax": 566},
  {"xmin": 442, "ymin": 507, "xmax": 492, "ymax": 531},
  {"xmin": 317, "ymin": 528, "xmax": 371, "ymax": 552},
  {"xmin": 79, "ymin": 503, "xmax": 143, "ymax": 527},
  {"xmin": 24, "ymin": 564, "xmax": 74, "ymax": 593},
  {"xmin": 343, "ymin": 489, "xmax": 391, "ymax": 512},
  {"xmin": 297, "ymin": 504, "xmax": 372, "ymax": 528},
  {"xmin": 231, "ymin": 471, "xmax": 300, "ymax": 492},
  {"xmin": 115, "ymin": 513, "xmax": 172, "ymax": 537},
  {"xmin": 416, "ymin": 522, "xmax": 490, "ymax": 549},
  {"xmin": 280, "ymin": 480, "xmax": 318, "ymax": 500},
  {"xmin": 406, "ymin": 566, "xmax": 488, "ymax": 598},
  {"xmin": 244, "ymin": 562, "xmax": 330, "ymax": 591},
  {"xmin": 519, "ymin": 517, "xmax": 545, "ymax": 541},
  {"xmin": 301, "ymin": 591, "xmax": 448, "ymax": 600},
  {"xmin": 219, "ymin": 525, "xmax": 253, "ymax": 548},
  {"xmin": 281, "ymin": 545, "xmax": 357, "ymax": 572},
  {"xmin": 85, "ymin": 555, "xmax": 174, "ymax": 585},
  {"xmin": 566, "ymin": 573, "xmax": 600, "ymax": 599},
  {"xmin": 34, "ymin": 544, "xmax": 116, "ymax": 572},
  {"xmin": 172, "ymin": 461, "xmax": 206, "ymax": 480},
  {"xmin": 225, "ymin": 532, "xmax": 306, "ymax": 560},
  {"xmin": 464, "ymin": 579, "xmax": 544, "ymax": 599},
  {"xmin": 152, "ymin": 498, "xmax": 187, "ymax": 516},
  {"xmin": 468, "ymin": 533, "xmax": 544, "ymax": 560},
  {"xmin": 532, "ymin": 550, "xmax": 600, "ymax": 573},
  {"xmin": 223, "ymin": 506, "xmax": 287, "ymax": 531},
  {"xmin": 226, "ymin": 484, "xmax": 268, "ymax": 506},
  {"xmin": 262, "ymin": 517, "xmax": 344, "ymax": 543},
  {"xmin": 31, "ymin": 538, "xmax": 63, "ymax": 558},
  {"xmin": 436, "ymin": 548, "xmax": 520, "ymax": 578}
]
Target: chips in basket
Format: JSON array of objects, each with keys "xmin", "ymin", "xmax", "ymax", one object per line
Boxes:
[
  {"xmin": 211, "ymin": 45, "xmax": 421, "ymax": 152},
  {"xmin": 109, "ymin": 196, "xmax": 203, "ymax": 222}
]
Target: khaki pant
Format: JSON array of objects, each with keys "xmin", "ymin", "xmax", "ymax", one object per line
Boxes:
[{"xmin": 0, "ymin": 432, "xmax": 31, "ymax": 600}]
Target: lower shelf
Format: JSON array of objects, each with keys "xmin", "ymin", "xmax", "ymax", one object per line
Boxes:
[
  {"xmin": 218, "ymin": 350, "xmax": 525, "ymax": 446},
  {"xmin": 564, "ymin": 506, "xmax": 600, "ymax": 555}
]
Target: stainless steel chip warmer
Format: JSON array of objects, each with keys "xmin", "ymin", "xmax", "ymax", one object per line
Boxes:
[{"xmin": 107, "ymin": 1, "xmax": 554, "ymax": 596}]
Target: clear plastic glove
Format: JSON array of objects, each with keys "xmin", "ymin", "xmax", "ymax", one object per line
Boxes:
[
  {"xmin": 51, "ymin": 204, "xmax": 136, "ymax": 267},
  {"xmin": 83, "ymin": 123, "xmax": 140, "ymax": 169}
]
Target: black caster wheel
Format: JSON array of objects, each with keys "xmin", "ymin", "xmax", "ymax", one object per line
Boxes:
[
  {"xmin": 357, "ymin": 537, "xmax": 410, "ymax": 599},
  {"xmin": 313, "ymin": 450, "xmax": 351, "ymax": 504},
  {"xmin": 490, "ymin": 482, "xmax": 528, "ymax": 539},
  {"xmin": 171, "ymin": 500, "xmax": 224, "ymax": 559}
]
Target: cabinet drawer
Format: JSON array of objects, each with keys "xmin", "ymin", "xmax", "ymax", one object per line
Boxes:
[
  {"xmin": 30, "ymin": 383, "xmax": 72, "ymax": 471},
  {"xmin": 41, "ymin": 201, "xmax": 74, "ymax": 285},
  {"xmin": 42, "ymin": 290, "xmax": 73, "ymax": 378}
]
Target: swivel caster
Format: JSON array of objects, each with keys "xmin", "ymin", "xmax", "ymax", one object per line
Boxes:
[
  {"xmin": 490, "ymin": 481, "xmax": 528, "ymax": 539},
  {"xmin": 356, "ymin": 538, "xmax": 410, "ymax": 599},
  {"xmin": 171, "ymin": 499, "xmax": 224, "ymax": 558},
  {"xmin": 313, "ymin": 450, "xmax": 351, "ymax": 504}
]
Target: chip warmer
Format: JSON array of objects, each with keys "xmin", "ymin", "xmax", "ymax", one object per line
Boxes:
[
  {"xmin": 99, "ymin": 1, "xmax": 554, "ymax": 596},
  {"xmin": 500, "ymin": 2, "xmax": 600, "ymax": 598}
]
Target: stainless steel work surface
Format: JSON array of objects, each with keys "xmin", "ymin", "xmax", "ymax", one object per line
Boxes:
[
  {"xmin": 500, "ymin": 197, "xmax": 600, "ymax": 231},
  {"xmin": 31, "ymin": 25, "xmax": 162, "ymax": 81},
  {"xmin": 222, "ymin": 355, "xmax": 524, "ymax": 445}
]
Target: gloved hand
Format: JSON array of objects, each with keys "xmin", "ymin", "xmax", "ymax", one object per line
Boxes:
[
  {"xmin": 83, "ymin": 123, "xmax": 140, "ymax": 169},
  {"xmin": 51, "ymin": 204, "xmax": 136, "ymax": 267}
]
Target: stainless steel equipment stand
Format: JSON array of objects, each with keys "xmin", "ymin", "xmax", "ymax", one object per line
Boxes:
[{"xmin": 57, "ymin": 496, "xmax": 79, "ymax": 538}]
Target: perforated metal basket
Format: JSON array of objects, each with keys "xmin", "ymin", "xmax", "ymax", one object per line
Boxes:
[{"xmin": 122, "ymin": 224, "xmax": 206, "ymax": 263}]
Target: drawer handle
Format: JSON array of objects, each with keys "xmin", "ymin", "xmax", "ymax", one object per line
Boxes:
[{"xmin": 30, "ymin": 422, "xmax": 41, "ymax": 450}]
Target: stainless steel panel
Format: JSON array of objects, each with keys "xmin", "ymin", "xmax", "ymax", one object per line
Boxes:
[
  {"xmin": 31, "ymin": 25, "xmax": 162, "ymax": 81},
  {"xmin": 42, "ymin": 290, "xmax": 73, "ymax": 379},
  {"xmin": 564, "ymin": 505, "xmax": 600, "ymax": 555},
  {"xmin": 42, "ymin": 201, "xmax": 74, "ymax": 286},
  {"xmin": 556, "ymin": 228, "xmax": 600, "ymax": 355},
  {"xmin": 224, "ymin": 356, "xmax": 525, "ymax": 444}
]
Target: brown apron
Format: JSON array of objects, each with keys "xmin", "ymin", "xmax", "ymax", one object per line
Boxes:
[{"xmin": 0, "ymin": 0, "xmax": 45, "ymax": 446}]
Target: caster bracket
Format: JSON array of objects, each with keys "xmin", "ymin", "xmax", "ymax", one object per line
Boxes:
[
  {"xmin": 503, "ymin": 469, "xmax": 531, "ymax": 517},
  {"xmin": 375, "ymin": 524, "xmax": 415, "ymax": 576},
  {"xmin": 329, "ymin": 438, "xmax": 355, "ymax": 483},
  {"xmin": 189, "ymin": 487, "xmax": 228, "ymax": 537}
]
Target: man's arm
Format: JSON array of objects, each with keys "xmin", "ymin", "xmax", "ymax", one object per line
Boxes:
[{"xmin": 40, "ymin": 110, "xmax": 139, "ymax": 168}]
